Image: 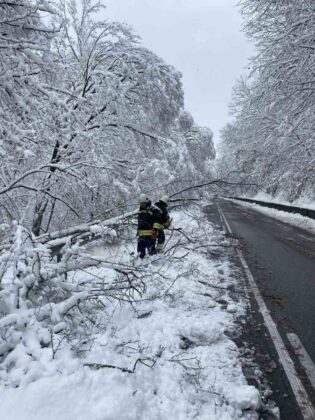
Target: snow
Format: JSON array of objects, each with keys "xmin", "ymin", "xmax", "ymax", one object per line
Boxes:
[
  {"xmin": 0, "ymin": 207, "xmax": 260, "ymax": 419},
  {"xmin": 225, "ymin": 386, "xmax": 260, "ymax": 411},
  {"xmin": 252, "ymin": 192, "xmax": 315, "ymax": 211},
  {"xmin": 230, "ymin": 199, "xmax": 315, "ymax": 233}
]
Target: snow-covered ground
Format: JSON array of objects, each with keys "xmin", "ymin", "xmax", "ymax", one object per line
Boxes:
[
  {"xmin": 229, "ymin": 199, "xmax": 315, "ymax": 233},
  {"xmin": 0, "ymin": 207, "xmax": 260, "ymax": 419},
  {"xmin": 250, "ymin": 192, "xmax": 315, "ymax": 211}
]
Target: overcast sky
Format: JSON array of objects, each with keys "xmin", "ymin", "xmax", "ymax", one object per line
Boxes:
[{"xmin": 103, "ymin": 0, "xmax": 254, "ymax": 144}]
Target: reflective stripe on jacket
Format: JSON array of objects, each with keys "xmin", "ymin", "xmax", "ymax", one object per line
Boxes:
[
  {"xmin": 137, "ymin": 204, "xmax": 162, "ymax": 234},
  {"xmin": 153, "ymin": 222, "xmax": 164, "ymax": 229},
  {"xmin": 138, "ymin": 229, "xmax": 153, "ymax": 237},
  {"xmin": 154, "ymin": 200, "xmax": 170, "ymax": 228}
]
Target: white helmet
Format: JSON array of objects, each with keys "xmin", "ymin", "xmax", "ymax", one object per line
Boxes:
[
  {"xmin": 160, "ymin": 195, "xmax": 169, "ymax": 204},
  {"xmin": 139, "ymin": 193, "xmax": 149, "ymax": 203}
]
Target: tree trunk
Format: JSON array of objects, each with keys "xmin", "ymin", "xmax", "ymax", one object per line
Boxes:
[{"xmin": 32, "ymin": 198, "xmax": 49, "ymax": 236}]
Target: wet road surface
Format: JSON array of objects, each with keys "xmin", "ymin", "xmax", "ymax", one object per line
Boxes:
[{"xmin": 205, "ymin": 198, "xmax": 315, "ymax": 419}]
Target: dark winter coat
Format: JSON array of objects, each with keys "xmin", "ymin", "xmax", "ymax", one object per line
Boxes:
[
  {"xmin": 137, "ymin": 204, "xmax": 162, "ymax": 236},
  {"xmin": 154, "ymin": 200, "xmax": 170, "ymax": 227}
]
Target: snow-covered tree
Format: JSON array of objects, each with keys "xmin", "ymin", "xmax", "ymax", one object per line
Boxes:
[
  {"xmin": 219, "ymin": 0, "xmax": 315, "ymax": 201},
  {"xmin": 178, "ymin": 110, "xmax": 194, "ymax": 134},
  {"xmin": 0, "ymin": 0, "xmax": 60, "ymax": 225},
  {"xmin": 0, "ymin": 0, "xmax": 215, "ymax": 235}
]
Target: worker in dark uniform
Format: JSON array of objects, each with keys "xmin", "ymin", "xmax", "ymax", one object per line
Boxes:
[
  {"xmin": 137, "ymin": 194, "xmax": 161, "ymax": 259},
  {"xmin": 154, "ymin": 195, "xmax": 171, "ymax": 252}
]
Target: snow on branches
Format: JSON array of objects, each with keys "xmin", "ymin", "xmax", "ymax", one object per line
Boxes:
[
  {"xmin": 0, "ymin": 218, "xmax": 147, "ymax": 386},
  {"xmin": 219, "ymin": 0, "xmax": 315, "ymax": 201},
  {"xmin": 0, "ymin": 0, "xmax": 215, "ymax": 235}
]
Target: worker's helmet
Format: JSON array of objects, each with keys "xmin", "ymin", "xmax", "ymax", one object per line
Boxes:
[
  {"xmin": 160, "ymin": 195, "xmax": 169, "ymax": 204},
  {"xmin": 139, "ymin": 193, "xmax": 150, "ymax": 204}
]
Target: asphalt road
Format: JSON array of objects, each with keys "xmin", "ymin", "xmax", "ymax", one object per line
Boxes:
[{"xmin": 205, "ymin": 198, "xmax": 315, "ymax": 419}]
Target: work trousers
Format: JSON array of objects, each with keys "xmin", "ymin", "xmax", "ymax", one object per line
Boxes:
[
  {"xmin": 156, "ymin": 229, "xmax": 165, "ymax": 252},
  {"xmin": 137, "ymin": 236, "xmax": 156, "ymax": 259}
]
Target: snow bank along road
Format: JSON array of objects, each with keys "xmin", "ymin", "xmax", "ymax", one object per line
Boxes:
[
  {"xmin": 206, "ymin": 198, "xmax": 315, "ymax": 419},
  {"xmin": 0, "ymin": 208, "xmax": 262, "ymax": 420}
]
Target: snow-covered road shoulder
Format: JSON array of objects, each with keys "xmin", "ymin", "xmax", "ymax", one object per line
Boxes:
[
  {"xmin": 228, "ymin": 199, "xmax": 315, "ymax": 233},
  {"xmin": 0, "ymin": 207, "xmax": 260, "ymax": 420}
]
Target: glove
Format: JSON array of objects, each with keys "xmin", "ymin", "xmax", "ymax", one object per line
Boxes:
[
  {"xmin": 164, "ymin": 218, "xmax": 172, "ymax": 229},
  {"xmin": 151, "ymin": 229, "xmax": 158, "ymax": 240}
]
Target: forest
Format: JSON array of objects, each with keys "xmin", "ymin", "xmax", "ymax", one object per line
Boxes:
[
  {"xmin": 219, "ymin": 0, "xmax": 315, "ymax": 203},
  {"xmin": 0, "ymin": 0, "xmax": 215, "ymax": 236},
  {"xmin": 0, "ymin": 1, "xmax": 314, "ymax": 418}
]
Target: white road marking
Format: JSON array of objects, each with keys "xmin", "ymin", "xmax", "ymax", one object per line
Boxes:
[
  {"xmin": 287, "ymin": 333, "xmax": 315, "ymax": 390},
  {"xmin": 217, "ymin": 203, "xmax": 315, "ymax": 420}
]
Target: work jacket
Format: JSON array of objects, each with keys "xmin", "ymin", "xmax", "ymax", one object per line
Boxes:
[
  {"xmin": 137, "ymin": 204, "xmax": 162, "ymax": 236},
  {"xmin": 154, "ymin": 200, "xmax": 170, "ymax": 229}
]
